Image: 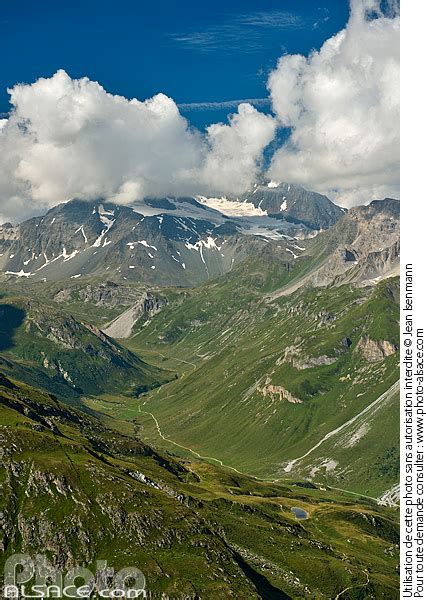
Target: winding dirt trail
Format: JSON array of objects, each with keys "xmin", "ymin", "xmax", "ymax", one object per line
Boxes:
[
  {"xmin": 335, "ymin": 569, "xmax": 370, "ymax": 599},
  {"xmin": 124, "ymin": 353, "xmax": 398, "ymax": 504},
  {"xmin": 139, "ymin": 409, "xmax": 248, "ymax": 475},
  {"xmin": 136, "ymin": 406, "xmax": 391, "ymax": 504}
]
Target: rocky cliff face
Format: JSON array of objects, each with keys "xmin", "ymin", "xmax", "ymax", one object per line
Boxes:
[
  {"xmin": 355, "ymin": 336, "xmax": 397, "ymax": 362},
  {"xmin": 229, "ymin": 182, "xmax": 345, "ymax": 230},
  {"xmin": 76, "ymin": 281, "xmax": 129, "ymax": 306},
  {"xmin": 306, "ymin": 198, "xmax": 400, "ymax": 288},
  {"xmin": 102, "ymin": 293, "xmax": 168, "ymax": 338},
  {"xmin": 54, "ymin": 280, "xmax": 166, "ymax": 312}
]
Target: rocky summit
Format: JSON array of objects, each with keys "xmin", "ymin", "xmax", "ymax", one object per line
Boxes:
[
  {"xmin": 0, "ymin": 187, "xmax": 346, "ymax": 286},
  {"xmin": 228, "ymin": 181, "xmax": 346, "ymax": 229}
]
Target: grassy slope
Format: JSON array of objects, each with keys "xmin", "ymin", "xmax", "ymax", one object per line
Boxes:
[
  {"xmin": 1, "ymin": 373, "xmax": 399, "ymax": 598},
  {"xmin": 1, "ymin": 247, "xmax": 399, "ymax": 497},
  {"xmin": 111, "ymin": 265, "xmax": 400, "ymax": 496},
  {"xmin": 0, "ymin": 296, "xmax": 173, "ymax": 401}
]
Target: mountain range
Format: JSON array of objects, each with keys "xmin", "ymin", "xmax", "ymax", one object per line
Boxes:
[
  {"xmin": 0, "ymin": 184, "xmax": 344, "ymax": 286},
  {"xmin": 0, "ymin": 185, "xmax": 400, "ymax": 598}
]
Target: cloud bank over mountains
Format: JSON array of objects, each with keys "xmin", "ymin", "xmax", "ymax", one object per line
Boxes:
[
  {"xmin": 0, "ymin": 73, "xmax": 275, "ymax": 223},
  {"xmin": 0, "ymin": 0, "xmax": 399, "ymax": 223},
  {"xmin": 267, "ymin": 0, "xmax": 400, "ymax": 207}
]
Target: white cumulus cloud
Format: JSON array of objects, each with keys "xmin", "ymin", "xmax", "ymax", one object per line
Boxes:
[
  {"xmin": 0, "ymin": 70, "xmax": 273, "ymax": 222},
  {"xmin": 194, "ymin": 103, "xmax": 276, "ymax": 194},
  {"xmin": 267, "ymin": 0, "xmax": 400, "ymax": 206}
]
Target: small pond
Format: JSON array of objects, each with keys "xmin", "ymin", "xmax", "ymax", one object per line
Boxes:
[{"xmin": 291, "ymin": 507, "xmax": 309, "ymax": 520}]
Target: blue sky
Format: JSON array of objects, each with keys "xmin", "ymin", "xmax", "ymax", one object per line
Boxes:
[{"xmin": 1, "ymin": 0, "xmax": 349, "ymax": 128}]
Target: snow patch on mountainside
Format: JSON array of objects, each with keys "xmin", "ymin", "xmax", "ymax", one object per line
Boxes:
[
  {"xmin": 126, "ymin": 240, "xmax": 158, "ymax": 251},
  {"xmin": 93, "ymin": 204, "xmax": 116, "ymax": 247},
  {"xmin": 197, "ymin": 195, "xmax": 267, "ymax": 217},
  {"xmin": 5, "ymin": 269, "xmax": 32, "ymax": 277}
]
